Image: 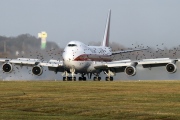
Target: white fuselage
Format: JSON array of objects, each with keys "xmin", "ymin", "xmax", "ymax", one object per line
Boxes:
[{"xmin": 62, "ymin": 41, "xmax": 112, "ymax": 73}]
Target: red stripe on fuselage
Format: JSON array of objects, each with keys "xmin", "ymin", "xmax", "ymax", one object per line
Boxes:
[{"xmin": 74, "ymin": 54, "xmax": 112, "ymax": 62}]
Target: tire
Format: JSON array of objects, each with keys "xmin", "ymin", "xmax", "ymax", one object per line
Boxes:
[
  {"xmin": 79, "ymin": 77, "xmax": 82, "ymax": 81},
  {"xmin": 83, "ymin": 77, "xmax": 86, "ymax": 81}
]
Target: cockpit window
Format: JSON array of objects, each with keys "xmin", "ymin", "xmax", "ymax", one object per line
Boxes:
[{"xmin": 68, "ymin": 44, "xmax": 77, "ymax": 47}]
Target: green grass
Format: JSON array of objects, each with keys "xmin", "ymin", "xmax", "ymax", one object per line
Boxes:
[{"xmin": 1, "ymin": 81, "xmax": 180, "ymax": 120}]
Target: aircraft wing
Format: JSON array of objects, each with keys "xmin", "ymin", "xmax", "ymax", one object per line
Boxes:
[
  {"xmin": 0, "ymin": 58, "xmax": 63, "ymax": 67},
  {"xmin": 94, "ymin": 58, "xmax": 179, "ymax": 76},
  {"xmin": 94, "ymin": 59, "xmax": 137, "ymax": 74},
  {"xmin": 111, "ymin": 48, "xmax": 147, "ymax": 55},
  {"xmin": 137, "ymin": 58, "xmax": 177, "ymax": 67},
  {"xmin": 0, "ymin": 58, "xmax": 64, "ymax": 75},
  {"xmin": 0, "ymin": 58, "xmax": 40, "ymax": 65}
]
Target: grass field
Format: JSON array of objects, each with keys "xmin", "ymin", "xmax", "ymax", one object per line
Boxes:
[{"xmin": 1, "ymin": 81, "xmax": 180, "ymax": 120}]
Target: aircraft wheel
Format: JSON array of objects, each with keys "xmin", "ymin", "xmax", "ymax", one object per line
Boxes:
[
  {"xmin": 68, "ymin": 77, "xmax": 71, "ymax": 81},
  {"xmin": 63, "ymin": 77, "xmax": 68, "ymax": 81},
  {"xmin": 105, "ymin": 77, "xmax": 113, "ymax": 81},
  {"xmin": 83, "ymin": 77, "xmax": 86, "ymax": 81},
  {"xmin": 79, "ymin": 77, "xmax": 82, "ymax": 81},
  {"xmin": 72, "ymin": 77, "xmax": 76, "ymax": 81},
  {"xmin": 94, "ymin": 77, "xmax": 101, "ymax": 81},
  {"xmin": 93, "ymin": 77, "xmax": 97, "ymax": 81},
  {"xmin": 68, "ymin": 77, "xmax": 76, "ymax": 81},
  {"xmin": 110, "ymin": 77, "xmax": 113, "ymax": 81},
  {"xmin": 105, "ymin": 77, "xmax": 110, "ymax": 81}
]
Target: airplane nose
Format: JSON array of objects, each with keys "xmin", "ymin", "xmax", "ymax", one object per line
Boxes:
[
  {"xmin": 63, "ymin": 50, "xmax": 75, "ymax": 61},
  {"xmin": 63, "ymin": 51, "xmax": 71, "ymax": 61},
  {"xmin": 63, "ymin": 43, "xmax": 83, "ymax": 61}
]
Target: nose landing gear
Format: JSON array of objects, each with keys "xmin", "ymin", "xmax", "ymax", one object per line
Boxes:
[
  {"xmin": 62, "ymin": 68, "xmax": 76, "ymax": 81},
  {"xmin": 70, "ymin": 68, "xmax": 76, "ymax": 81},
  {"xmin": 104, "ymin": 70, "xmax": 114, "ymax": 81},
  {"xmin": 62, "ymin": 71, "xmax": 69, "ymax": 81}
]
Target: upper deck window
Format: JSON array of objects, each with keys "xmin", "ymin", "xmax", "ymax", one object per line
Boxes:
[{"xmin": 68, "ymin": 44, "xmax": 77, "ymax": 47}]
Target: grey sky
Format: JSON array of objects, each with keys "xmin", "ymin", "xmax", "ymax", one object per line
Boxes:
[{"xmin": 0, "ymin": 0, "xmax": 180, "ymax": 48}]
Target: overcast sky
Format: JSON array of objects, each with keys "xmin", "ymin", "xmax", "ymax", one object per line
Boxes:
[{"xmin": 0, "ymin": 0, "xmax": 180, "ymax": 48}]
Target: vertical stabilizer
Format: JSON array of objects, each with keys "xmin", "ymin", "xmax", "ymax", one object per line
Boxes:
[{"xmin": 101, "ymin": 9, "xmax": 111, "ymax": 47}]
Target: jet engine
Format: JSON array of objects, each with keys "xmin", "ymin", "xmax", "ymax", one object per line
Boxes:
[
  {"xmin": 166, "ymin": 63, "xmax": 177, "ymax": 73},
  {"xmin": 2, "ymin": 63, "xmax": 13, "ymax": 73},
  {"xmin": 125, "ymin": 66, "xmax": 136, "ymax": 76},
  {"xmin": 32, "ymin": 65, "xmax": 43, "ymax": 76}
]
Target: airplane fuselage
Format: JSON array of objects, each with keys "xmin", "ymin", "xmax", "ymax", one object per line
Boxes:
[{"xmin": 62, "ymin": 41, "xmax": 112, "ymax": 73}]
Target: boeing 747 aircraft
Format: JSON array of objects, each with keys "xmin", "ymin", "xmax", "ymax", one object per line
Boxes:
[{"xmin": 0, "ymin": 10, "xmax": 179, "ymax": 81}]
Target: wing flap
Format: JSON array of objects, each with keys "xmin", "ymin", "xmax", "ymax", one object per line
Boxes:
[
  {"xmin": 40, "ymin": 59, "xmax": 63, "ymax": 67},
  {"xmin": 94, "ymin": 59, "xmax": 133, "ymax": 69},
  {"xmin": 138, "ymin": 58, "xmax": 176, "ymax": 65},
  {"xmin": 10, "ymin": 59, "xmax": 38, "ymax": 65}
]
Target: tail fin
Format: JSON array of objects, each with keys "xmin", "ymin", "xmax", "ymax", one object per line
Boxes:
[{"xmin": 101, "ymin": 9, "xmax": 111, "ymax": 47}]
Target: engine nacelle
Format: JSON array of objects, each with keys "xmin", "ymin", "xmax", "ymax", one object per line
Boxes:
[
  {"xmin": 125, "ymin": 66, "xmax": 136, "ymax": 76},
  {"xmin": 32, "ymin": 65, "xmax": 43, "ymax": 76},
  {"xmin": 166, "ymin": 63, "xmax": 177, "ymax": 73},
  {"xmin": 2, "ymin": 63, "xmax": 13, "ymax": 73}
]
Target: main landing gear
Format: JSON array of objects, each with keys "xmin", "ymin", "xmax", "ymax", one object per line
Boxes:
[
  {"xmin": 79, "ymin": 73, "xmax": 86, "ymax": 81},
  {"xmin": 93, "ymin": 73, "xmax": 101, "ymax": 81},
  {"xmin": 105, "ymin": 76, "xmax": 113, "ymax": 81},
  {"xmin": 62, "ymin": 69, "xmax": 114, "ymax": 81},
  {"xmin": 104, "ymin": 70, "xmax": 114, "ymax": 81},
  {"xmin": 93, "ymin": 77, "xmax": 101, "ymax": 81}
]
